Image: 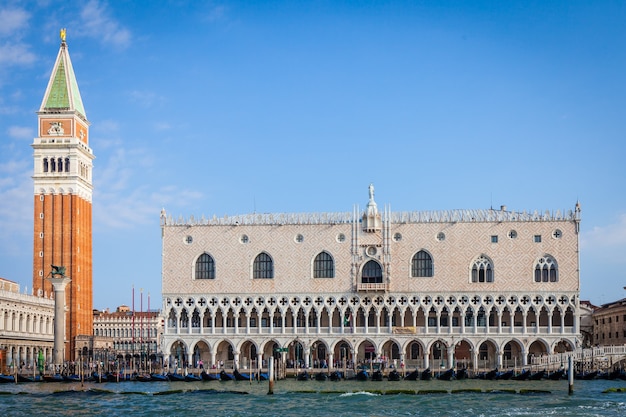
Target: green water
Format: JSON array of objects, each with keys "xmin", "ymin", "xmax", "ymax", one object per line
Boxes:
[{"xmin": 0, "ymin": 378, "xmax": 624, "ymax": 416}]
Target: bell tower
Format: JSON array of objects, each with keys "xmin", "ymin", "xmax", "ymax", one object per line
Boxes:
[{"xmin": 32, "ymin": 29, "xmax": 94, "ymax": 361}]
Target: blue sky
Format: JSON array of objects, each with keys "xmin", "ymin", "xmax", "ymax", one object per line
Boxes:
[{"xmin": 1, "ymin": 0, "xmax": 625, "ymax": 310}]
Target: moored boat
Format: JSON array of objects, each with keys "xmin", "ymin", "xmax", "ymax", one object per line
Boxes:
[
  {"xmin": 512, "ymin": 369, "xmax": 531, "ymax": 381},
  {"xmin": 233, "ymin": 369, "xmax": 253, "ymax": 381},
  {"xmin": 200, "ymin": 371, "xmax": 219, "ymax": 381},
  {"xmin": 329, "ymin": 370, "xmax": 342, "ymax": 381},
  {"xmin": 219, "ymin": 370, "xmax": 235, "ymax": 381},
  {"xmin": 496, "ymin": 370, "xmax": 514, "ymax": 380},
  {"xmin": 356, "ymin": 369, "xmax": 369, "ymax": 381},
  {"xmin": 404, "ymin": 370, "xmax": 419, "ymax": 381},
  {"xmin": 420, "ymin": 368, "xmax": 432, "ymax": 381},
  {"xmin": 315, "ymin": 372, "xmax": 327, "ymax": 381},
  {"xmin": 168, "ymin": 372, "xmax": 186, "ymax": 382},
  {"xmin": 43, "ymin": 374, "xmax": 64, "ymax": 383},
  {"xmin": 371, "ymin": 370, "xmax": 383, "ymax": 381},
  {"xmin": 455, "ymin": 368, "xmax": 469, "ymax": 380},
  {"xmin": 387, "ymin": 370, "xmax": 401, "ymax": 381},
  {"xmin": 437, "ymin": 368, "xmax": 455, "ymax": 381},
  {"xmin": 0, "ymin": 374, "xmax": 15, "ymax": 383},
  {"xmin": 296, "ymin": 371, "xmax": 310, "ymax": 381},
  {"xmin": 18, "ymin": 374, "xmax": 42, "ymax": 383},
  {"xmin": 184, "ymin": 373, "xmax": 202, "ymax": 382},
  {"xmin": 547, "ymin": 369, "xmax": 565, "ymax": 380},
  {"xmin": 529, "ymin": 370, "xmax": 546, "ymax": 380}
]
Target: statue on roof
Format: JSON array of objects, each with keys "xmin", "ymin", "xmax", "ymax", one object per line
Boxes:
[
  {"xmin": 368, "ymin": 183, "xmax": 375, "ymax": 201},
  {"xmin": 60, "ymin": 28, "xmax": 66, "ymax": 42}
]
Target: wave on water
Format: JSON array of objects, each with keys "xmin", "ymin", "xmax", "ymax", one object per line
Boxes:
[{"xmin": 339, "ymin": 391, "xmax": 381, "ymax": 397}]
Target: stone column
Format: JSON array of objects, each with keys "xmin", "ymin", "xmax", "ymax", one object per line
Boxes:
[{"xmin": 49, "ymin": 276, "xmax": 71, "ymax": 367}]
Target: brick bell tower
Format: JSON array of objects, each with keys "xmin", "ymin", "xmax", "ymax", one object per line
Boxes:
[{"xmin": 32, "ymin": 29, "xmax": 94, "ymax": 361}]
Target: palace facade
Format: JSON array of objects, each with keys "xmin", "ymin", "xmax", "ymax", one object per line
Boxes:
[{"xmin": 161, "ymin": 187, "xmax": 581, "ymax": 372}]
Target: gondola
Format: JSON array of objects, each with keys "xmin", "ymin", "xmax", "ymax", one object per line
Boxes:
[
  {"xmin": 547, "ymin": 369, "xmax": 565, "ymax": 380},
  {"xmin": 329, "ymin": 370, "xmax": 343, "ymax": 381},
  {"xmin": 43, "ymin": 374, "xmax": 65, "ymax": 383},
  {"xmin": 62, "ymin": 374, "xmax": 81, "ymax": 383},
  {"xmin": 356, "ymin": 369, "xmax": 369, "ymax": 381},
  {"xmin": 200, "ymin": 371, "xmax": 219, "ymax": 381},
  {"xmin": 0, "ymin": 375, "xmax": 15, "ymax": 383},
  {"xmin": 608, "ymin": 369, "xmax": 626, "ymax": 380},
  {"xmin": 296, "ymin": 371, "xmax": 310, "ymax": 381},
  {"xmin": 315, "ymin": 372, "xmax": 327, "ymax": 381},
  {"xmin": 18, "ymin": 374, "xmax": 42, "ymax": 383},
  {"xmin": 437, "ymin": 368, "xmax": 455, "ymax": 381},
  {"xmin": 135, "ymin": 374, "xmax": 153, "ymax": 382},
  {"xmin": 512, "ymin": 369, "xmax": 531, "ymax": 381},
  {"xmin": 482, "ymin": 369, "xmax": 498, "ymax": 380},
  {"xmin": 404, "ymin": 370, "xmax": 420, "ymax": 381},
  {"xmin": 387, "ymin": 370, "xmax": 401, "ymax": 381},
  {"xmin": 168, "ymin": 372, "xmax": 186, "ymax": 382},
  {"xmin": 233, "ymin": 369, "xmax": 253, "ymax": 381},
  {"xmin": 420, "ymin": 368, "xmax": 432, "ymax": 381},
  {"xmin": 529, "ymin": 370, "xmax": 546, "ymax": 380},
  {"xmin": 371, "ymin": 370, "xmax": 383, "ymax": 381},
  {"xmin": 219, "ymin": 370, "xmax": 235, "ymax": 381},
  {"xmin": 258, "ymin": 372, "xmax": 269, "ymax": 380},
  {"xmin": 185, "ymin": 373, "xmax": 202, "ymax": 382},
  {"xmin": 496, "ymin": 370, "xmax": 514, "ymax": 380},
  {"xmin": 151, "ymin": 373, "xmax": 169, "ymax": 382},
  {"xmin": 455, "ymin": 368, "xmax": 469, "ymax": 380},
  {"xmin": 575, "ymin": 370, "xmax": 598, "ymax": 380}
]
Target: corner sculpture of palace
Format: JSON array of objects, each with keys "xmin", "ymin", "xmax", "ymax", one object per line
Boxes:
[{"xmin": 161, "ymin": 186, "xmax": 581, "ymax": 372}]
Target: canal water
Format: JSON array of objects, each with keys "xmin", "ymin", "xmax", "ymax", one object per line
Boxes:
[{"xmin": 0, "ymin": 378, "xmax": 624, "ymax": 416}]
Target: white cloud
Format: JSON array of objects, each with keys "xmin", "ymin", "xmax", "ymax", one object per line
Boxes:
[
  {"xmin": 580, "ymin": 213, "xmax": 626, "ymax": 268},
  {"xmin": 8, "ymin": 126, "xmax": 33, "ymax": 140},
  {"xmin": 0, "ymin": 42, "xmax": 36, "ymax": 66},
  {"xmin": 78, "ymin": 0, "xmax": 131, "ymax": 48},
  {"xmin": 581, "ymin": 213, "xmax": 626, "ymax": 249},
  {"xmin": 93, "ymin": 143, "xmax": 201, "ymax": 230},
  {"xmin": 0, "ymin": 8, "xmax": 30, "ymax": 37},
  {"xmin": 0, "ymin": 159, "xmax": 33, "ymax": 257}
]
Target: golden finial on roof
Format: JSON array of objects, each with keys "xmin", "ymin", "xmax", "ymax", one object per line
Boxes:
[{"xmin": 60, "ymin": 28, "xmax": 66, "ymax": 42}]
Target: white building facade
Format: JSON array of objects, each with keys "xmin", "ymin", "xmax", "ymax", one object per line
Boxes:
[
  {"xmin": 0, "ymin": 278, "xmax": 55, "ymax": 372},
  {"xmin": 161, "ymin": 187, "xmax": 581, "ymax": 372}
]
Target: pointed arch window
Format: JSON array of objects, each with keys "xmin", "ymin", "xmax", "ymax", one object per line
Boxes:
[
  {"xmin": 313, "ymin": 251, "xmax": 334, "ymax": 278},
  {"xmin": 253, "ymin": 252, "xmax": 274, "ymax": 279},
  {"xmin": 195, "ymin": 253, "xmax": 215, "ymax": 280},
  {"xmin": 362, "ymin": 260, "xmax": 383, "ymax": 284},
  {"xmin": 471, "ymin": 255, "xmax": 494, "ymax": 283},
  {"xmin": 534, "ymin": 256, "xmax": 558, "ymax": 282},
  {"xmin": 411, "ymin": 250, "xmax": 433, "ymax": 277}
]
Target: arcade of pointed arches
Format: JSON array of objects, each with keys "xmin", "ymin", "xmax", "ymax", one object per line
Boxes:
[{"xmin": 163, "ymin": 335, "xmax": 575, "ymax": 373}]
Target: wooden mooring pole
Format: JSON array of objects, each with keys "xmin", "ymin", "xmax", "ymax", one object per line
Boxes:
[
  {"xmin": 268, "ymin": 356, "xmax": 274, "ymax": 395},
  {"xmin": 568, "ymin": 355, "xmax": 574, "ymax": 395}
]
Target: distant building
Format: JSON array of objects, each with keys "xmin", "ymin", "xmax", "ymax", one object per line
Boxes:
[
  {"xmin": 593, "ymin": 297, "xmax": 626, "ymax": 346},
  {"xmin": 161, "ymin": 186, "xmax": 582, "ymax": 371},
  {"xmin": 579, "ymin": 300, "xmax": 598, "ymax": 348},
  {"xmin": 93, "ymin": 306, "xmax": 164, "ymax": 368},
  {"xmin": 32, "ymin": 33, "xmax": 94, "ymax": 361},
  {"xmin": 0, "ymin": 277, "xmax": 54, "ymax": 372}
]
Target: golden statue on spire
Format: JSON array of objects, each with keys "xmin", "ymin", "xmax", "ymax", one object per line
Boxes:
[{"xmin": 60, "ymin": 28, "xmax": 66, "ymax": 42}]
